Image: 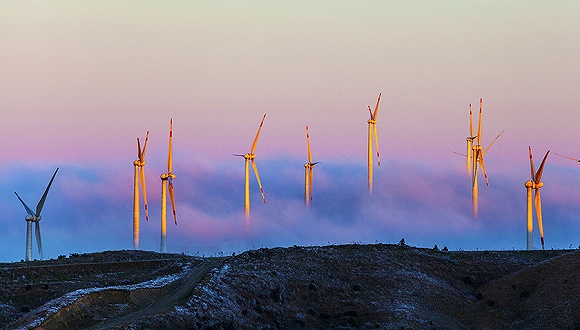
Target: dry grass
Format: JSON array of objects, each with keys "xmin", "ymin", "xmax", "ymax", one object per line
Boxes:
[{"xmin": 1, "ymin": 245, "xmax": 577, "ymax": 329}]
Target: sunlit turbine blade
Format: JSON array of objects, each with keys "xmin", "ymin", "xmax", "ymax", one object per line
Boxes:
[
  {"xmin": 553, "ymin": 152, "xmax": 580, "ymax": 162},
  {"xmin": 140, "ymin": 166, "xmax": 149, "ymax": 222},
  {"xmin": 142, "ymin": 130, "xmax": 149, "ymax": 158},
  {"xmin": 36, "ymin": 168, "xmax": 59, "ymax": 216},
  {"xmin": 373, "ymin": 93, "xmax": 381, "ymax": 120},
  {"xmin": 534, "ymin": 188, "xmax": 545, "ymax": 249},
  {"xmin": 529, "ymin": 146, "xmax": 537, "ymax": 181},
  {"xmin": 168, "ymin": 180, "xmax": 177, "ymax": 225},
  {"xmin": 368, "ymin": 105, "xmax": 373, "ymax": 120},
  {"xmin": 469, "ymin": 103, "xmax": 473, "ymax": 137},
  {"xmin": 168, "ymin": 119, "xmax": 173, "ymax": 173},
  {"xmin": 483, "ymin": 130, "xmax": 505, "ymax": 156},
  {"xmin": 373, "ymin": 123, "xmax": 381, "ymax": 166},
  {"xmin": 306, "ymin": 126, "xmax": 313, "ymax": 164},
  {"xmin": 35, "ymin": 221, "xmax": 43, "ymax": 259},
  {"xmin": 137, "ymin": 137, "xmax": 143, "ymax": 161},
  {"xmin": 15, "ymin": 192, "xmax": 35, "ymax": 216},
  {"xmin": 447, "ymin": 150, "xmax": 468, "ymax": 157},
  {"xmin": 479, "ymin": 156, "xmax": 489, "ymax": 186},
  {"xmin": 252, "ymin": 159, "xmax": 266, "ymax": 203},
  {"xmin": 535, "ymin": 150, "xmax": 550, "ymax": 182},
  {"xmin": 477, "ymin": 98, "xmax": 482, "ymax": 145},
  {"xmin": 251, "ymin": 113, "xmax": 267, "ymax": 154}
]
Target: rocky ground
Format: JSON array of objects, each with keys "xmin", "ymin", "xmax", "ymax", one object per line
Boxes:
[{"xmin": 1, "ymin": 245, "xmax": 578, "ymax": 329}]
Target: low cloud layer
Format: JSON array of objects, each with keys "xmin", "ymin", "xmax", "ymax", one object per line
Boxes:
[{"xmin": 1, "ymin": 156, "xmax": 579, "ymax": 262}]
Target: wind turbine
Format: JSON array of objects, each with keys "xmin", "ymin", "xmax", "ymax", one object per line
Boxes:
[
  {"xmin": 471, "ymin": 98, "xmax": 505, "ymax": 218},
  {"xmin": 304, "ymin": 126, "xmax": 319, "ymax": 206},
  {"xmin": 367, "ymin": 93, "xmax": 381, "ymax": 193},
  {"xmin": 15, "ymin": 168, "xmax": 59, "ymax": 261},
  {"xmin": 160, "ymin": 119, "xmax": 177, "ymax": 253},
  {"xmin": 234, "ymin": 114, "xmax": 267, "ymax": 218},
  {"xmin": 466, "ymin": 103, "xmax": 476, "ymax": 173},
  {"xmin": 526, "ymin": 147, "xmax": 550, "ymax": 250},
  {"xmin": 133, "ymin": 131, "xmax": 149, "ymax": 250}
]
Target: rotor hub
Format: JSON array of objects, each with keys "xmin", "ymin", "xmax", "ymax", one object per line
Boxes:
[
  {"xmin": 244, "ymin": 153, "xmax": 255, "ymax": 160},
  {"xmin": 133, "ymin": 160, "xmax": 146, "ymax": 167},
  {"xmin": 368, "ymin": 119, "xmax": 377, "ymax": 124}
]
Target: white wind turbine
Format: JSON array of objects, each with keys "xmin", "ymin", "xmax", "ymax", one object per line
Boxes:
[{"xmin": 15, "ymin": 168, "xmax": 59, "ymax": 261}]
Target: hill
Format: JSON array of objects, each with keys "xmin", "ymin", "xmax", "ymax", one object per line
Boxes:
[{"xmin": 1, "ymin": 245, "xmax": 578, "ymax": 329}]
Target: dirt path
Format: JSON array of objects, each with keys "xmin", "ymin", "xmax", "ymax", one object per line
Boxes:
[{"xmin": 84, "ymin": 257, "xmax": 225, "ymax": 330}]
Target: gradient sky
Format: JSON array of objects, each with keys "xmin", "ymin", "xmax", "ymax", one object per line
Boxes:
[{"xmin": 0, "ymin": 1, "xmax": 579, "ymax": 262}]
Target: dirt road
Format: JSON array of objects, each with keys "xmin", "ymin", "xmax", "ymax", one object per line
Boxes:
[{"xmin": 81, "ymin": 257, "xmax": 225, "ymax": 330}]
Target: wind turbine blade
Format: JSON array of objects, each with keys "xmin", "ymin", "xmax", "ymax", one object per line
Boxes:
[
  {"xmin": 168, "ymin": 119, "xmax": 173, "ymax": 173},
  {"xmin": 529, "ymin": 146, "xmax": 537, "ymax": 181},
  {"xmin": 36, "ymin": 168, "xmax": 59, "ymax": 216},
  {"xmin": 251, "ymin": 159, "xmax": 267, "ymax": 203},
  {"xmin": 168, "ymin": 180, "xmax": 177, "ymax": 225},
  {"xmin": 368, "ymin": 106, "xmax": 373, "ymax": 120},
  {"xmin": 535, "ymin": 150, "xmax": 550, "ymax": 182},
  {"xmin": 553, "ymin": 152, "xmax": 580, "ymax": 162},
  {"xmin": 447, "ymin": 150, "xmax": 468, "ymax": 158},
  {"xmin": 373, "ymin": 93, "xmax": 381, "ymax": 120},
  {"xmin": 137, "ymin": 137, "xmax": 143, "ymax": 161},
  {"xmin": 469, "ymin": 104, "xmax": 473, "ymax": 137},
  {"xmin": 142, "ymin": 130, "xmax": 150, "ymax": 158},
  {"xmin": 14, "ymin": 192, "xmax": 35, "ymax": 216},
  {"xmin": 535, "ymin": 189, "xmax": 545, "ymax": 248},
  {"xmin": 483, "ymin": 130, "xmax": 505, "ymax": 156},
  {"xmin": 251, "ymin": 114, "xmax": 267, "ymax": 154},
  {"xmin": 477, "ymin": 98, "xmax": 482, "ymax": 145},
  {"xmin": 479, "ymin": 156, "xmax": 489, "ymax": 186},
  {"xmin": 140, "ymin": 166, "xmax": 149, "ymax": 222},
  {"xmin": 373, "ymin": 123, "xmax": 381, "ymax": 166},
  {"xmin": 306, "ymin": 126, "xmax": 313, "ymax": 164},
  {"xmin": 35, "ymin": 221, "xmax": 43, "ymax": 259}
]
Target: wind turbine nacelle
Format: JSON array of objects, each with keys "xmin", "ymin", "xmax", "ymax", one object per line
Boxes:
[
  {"xmin": 244, "ymin": 153, "xmax": 255, "ymax": 160},
  {"xmin": 133, "ymin": 160, "xmax": 145, "ymax": 167},
  {"xmin": 525, "ymin": 181, "xmax": 534, "ymax": 188},
  {"xmin": 367, "ymin": 119, "xmax": 377, "ymax": 124},
  {"xmin": 161, "ymin": 173, "xmax": 176, "ymax": 180},
  {"xmin": 25, "ymin": 215, "xmax": 40, "ymax": 221}
]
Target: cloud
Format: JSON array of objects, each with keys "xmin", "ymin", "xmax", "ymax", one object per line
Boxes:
[{"xmin": 0, "ymin": 156, "xmax": 578, "ymax": 262}]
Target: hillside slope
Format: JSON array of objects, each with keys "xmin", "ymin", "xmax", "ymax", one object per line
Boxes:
[
  {"xmin": 3, "ymin": 245, "xmax": 577, "ymax": 329},
  {"xmin": 124, "ymin": 245, "xmax": 576, "ymax": 329}
]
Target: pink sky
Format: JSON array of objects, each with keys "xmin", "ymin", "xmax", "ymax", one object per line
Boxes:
[{"xmin": 0, "ymin": 2, "xmax": 579, "ymax": 261}]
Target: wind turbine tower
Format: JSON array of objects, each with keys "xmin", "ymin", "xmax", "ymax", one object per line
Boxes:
[
  {"xmin": 367, "ymin": 93, "xmax": 382, "ymax": 193},
  {"xmin": 160, "ymin": 119, "xmax": 177, "ymax": 253},
  {"xmin": 234, "ymin": 114, "xmax": 267, "ymax": 218},
  {"xmin": 15, "ymin": 168, "xmax": 59, "ymax": 261},
  {"xmin": 133, "ymin": 131, "xmax": 149, "ymax": 250},
  {"xmin": 526, "ymin": 147, "xmax": 549, "ymax": 250}
]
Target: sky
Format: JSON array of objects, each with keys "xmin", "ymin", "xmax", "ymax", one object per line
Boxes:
[{"xmin": 0, "ymin": 1, "xmax": 579, "ymax": 262}]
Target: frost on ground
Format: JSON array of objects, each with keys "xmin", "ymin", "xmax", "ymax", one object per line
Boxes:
[
  {"xmin": 131, "ymin": 244, "xmax": 575, "ymax": 329},
  {"xmin": 12, "ymin": 261, "xmax": 192, "ymax": 330},
  {"xmin": 4, "ymin": 246, "xmax": 577, "ymax": 329}
]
